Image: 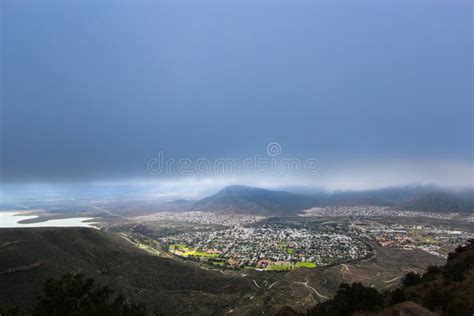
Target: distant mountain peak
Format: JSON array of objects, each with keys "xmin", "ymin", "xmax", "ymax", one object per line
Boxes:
[
  {"xmin": 215, "ymin": 185, "xmax": 279, "ymax": 196},
  {"xmin": 191, "ymin": 185, "xmax": 317, "ymax": 216}
]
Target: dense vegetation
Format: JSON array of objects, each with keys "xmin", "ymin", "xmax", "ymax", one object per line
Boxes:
[
  {"xmin": 1, "ymin": 274, "xmax": 147, "ymax": 316},
  {"xmin": 35, "ymin": 274, "xmax": 147, "ymax": 316}
]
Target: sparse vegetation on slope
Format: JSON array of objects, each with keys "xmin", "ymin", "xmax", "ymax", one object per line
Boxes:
[
  {"xmin": 0, "ymin": 228, "xmax": 259, "ymax": 315},
  {"xmin": 306, "ymin": 239, "xmax": 474, "ymax": 316}
]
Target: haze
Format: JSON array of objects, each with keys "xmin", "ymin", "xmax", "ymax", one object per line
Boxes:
[{"xmin": 1, "ymin": 0, "xmax": 472, "ymax": 195}]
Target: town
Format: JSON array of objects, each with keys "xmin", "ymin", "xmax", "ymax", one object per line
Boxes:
[
  {"xmin": 132, "ymin": 207, "xmax": 474, "ymax": 270},
  {"xmin": 300, "ymin": 205, "xmax": 474, "ymax": 221},
  {"xmin": 135, "ymin": 211, "xmax": 265, "ymax": 227},
  {"xmin": 352, "ymin": 221, "xmax": 473, "ymax": 258},
  {"xmin": 159, "ymin": 224, "xmax": 371, "ymax": 270}
]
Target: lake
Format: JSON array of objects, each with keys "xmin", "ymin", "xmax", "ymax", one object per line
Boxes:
[{"xmin": 0, "ymin": 212, "xmax": 98, "ymax": 228}]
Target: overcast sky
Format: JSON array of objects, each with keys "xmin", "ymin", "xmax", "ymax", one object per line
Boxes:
[{"xmin": 1, "ymin": 0, "xmax": 472, "ymax": 191}]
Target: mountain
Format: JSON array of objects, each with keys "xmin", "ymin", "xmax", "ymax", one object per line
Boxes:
[
  {"xmin": 324, "ymin": 187, "xmax": 474, "ymax": 213},
  {"xmin": 319, "ymin": 186, "xmax": 440, "ymax": 206},
  {"xmin": 399, "ymin": 190, "xmax": 474, "ymax": 213},
  {"xmin": 190, "ymin": 185, "xmax": 474, "ymax": 216},
  {"xmin": 319, "ymin": 187, "xmax": 474, "ymax": 213},
  {"xmin": 191, "ymin": 185, "xmax": 318, "ymax": 215},
  {"xmin": 168, "ymin": 199, "xmax": 193, "ymax": 206}
]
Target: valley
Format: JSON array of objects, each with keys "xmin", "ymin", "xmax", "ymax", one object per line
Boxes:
[{"xmin": 1, "ymin": 185, "xmax": 473, "ymax": 315}]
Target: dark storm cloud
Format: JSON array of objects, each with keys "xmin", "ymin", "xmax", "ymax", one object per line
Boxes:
[{"xmin": 1, "ymin": 0, "xmax": 472, "ymax": 185}]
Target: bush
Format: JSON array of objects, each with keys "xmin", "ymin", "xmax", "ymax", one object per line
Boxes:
[
  {"xmin": 0, "ymin": 306, "xmax": 22, "ymax": 316},
  {"xmin": 33, "ymin": 274, "xmax": 148, "ymax": 316},
  {"xmin": 421, "ymin": 265, "xmax": 441, "ymax": 282},
  {"xmin": 423, "ymin": 288, "xmax": 452, "ymax": 312},
  {"xmin": 455, "ymin": 239, "xmax": 474, "ymax": 254},
  {"xmin": 442, "ymin": 263, "xmax": 466, "ymax": 282},
  {"xmin": 308, "ymin": 282, "xmax": 384, "ymax": 315},
  {"xmin": 389, "ymin": 288, "xmax": 406, "ymax": 305},
  {"xmin": 446, "ymin": 297, "xmax": 470, "ymax": 316},
  {"xmin": 402, "ymin": 271, "xmax": 422, "ymax": 287}
]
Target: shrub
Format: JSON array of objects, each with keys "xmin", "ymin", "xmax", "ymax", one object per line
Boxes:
[
  {"xmin": 446, "ymin": 297, "xmax": 470, "ymax": 316},
  {"xmin": 402, "ymin": 271, "xmax": 422, "ymax": 287},
  {"xmin": 33, "ymin": 274, "xmax": 147, "ymax": 316},
  {"xmin": 308, "ymin": 282, "xmax": 384, "ymax": 315},
  {"xmin": 389, "ymin": 288, "xmax": 406, "ymax": 305}
]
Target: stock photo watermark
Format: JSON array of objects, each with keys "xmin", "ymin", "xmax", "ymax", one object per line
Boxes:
[{"xmin": 147, "ymin": 142, "xmax": 319, "ymax": 177}]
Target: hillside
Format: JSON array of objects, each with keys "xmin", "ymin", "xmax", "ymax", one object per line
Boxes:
[
  {"xmin": 399, "ymin": 190, "xmax": 474, "ymax": 213},
  {"xmin": 191, "ymin": 185, "xmax": 474, "ymax": 216},
  {"xmin": 306, "ymin": 239, "xmax": 474, "ymax": 315},
  {"xmin": 0, "ymin": 228, "xmax": 260, "ymax": 315},
  {"xmin": 0, "ymin": 227, "xmax": 451, "ymax": 315},
  {"xmin": 317, "ymin": 187, "xmax": 474, "ymax": 213},
  {"xmin": 386, "ymin": 239, "xmax": 474, "ymax": 315},
  {"xmin": 318, "ymin": 186, "xmax": 439, "ymax": 207},
  {"xmin": 191, "ymin": 185, "xmax": 318, "ymax": 215}
]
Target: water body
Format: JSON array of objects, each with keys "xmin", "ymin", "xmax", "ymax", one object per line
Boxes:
[{"xmin": 0, "ymin": 212, "xmax": 98, "ymax": 228}]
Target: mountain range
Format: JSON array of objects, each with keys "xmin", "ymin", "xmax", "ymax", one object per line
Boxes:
[{"xmin": 188, "ymin": 185, "xmax": 474, "ymax": 215}]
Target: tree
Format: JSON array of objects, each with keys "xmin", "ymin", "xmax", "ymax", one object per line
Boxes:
[
  {"xmin": 0, "ymin": 306, "xmax": 22, "ymax": 316},
  {"xmin": 33, "ymin": 274, "xmax": 148, "ymax": 316},
  {"xmin": 442, "ymin": 263, "xmax": 466, "ymax": 282},
  {"xmin": 308, "ymin": 282, "xmax": 384, "ymax": 316},
  {"xmin": 446, "ymin": 297, "xmax": 470, "ymax": 316},
  {"xmin": 389, "ymin": 288, "xmax": 406, "ymax": 305},
  {"xmin": 423, "ymin": 288, "xmax": 452, "ymax": 312},
  {"xmin": 402, "ymin": 271, "xmax": 421, "ymax": 287}
]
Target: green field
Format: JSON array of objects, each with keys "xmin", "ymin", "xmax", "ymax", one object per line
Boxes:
[
  {"xmin": 169, "ymin": 244, "xmax": 188, "ymax": 250},
  {"xmin": 169, "ymin": 244, "xmax": 220, "ymax": 258},
  {"xmin": 183, "ymin": 250, "xmax": 220, "ymax": 258},
  {"xmin": 212, "ymin": 261, "xmax": 225, "ymax": 266},
  {"xmin": 268, "ymin": 262, "xmax": 293, "ymax": 271},
  {"xmin": 295, "ymin": 262, "xmax": 316, "ymax": 268}
]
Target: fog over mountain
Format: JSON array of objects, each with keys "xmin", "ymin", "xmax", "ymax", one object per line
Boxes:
[{"xmin": 189, "ymin": 185, "xmax": 474, "ymax": 215}]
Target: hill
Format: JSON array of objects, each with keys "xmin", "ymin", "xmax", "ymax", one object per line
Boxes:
[
  {"xmin": 398, "ymin": 190, "xmax": 474, "ymax": 213},
  {"xmin": 191, "ymin": 185, "xmax": 318, "ymax": 215},
  {"xmin": 314, "ymin": 186, "xmax": 474, "ymax": 212},
  {"xmin": 0, "ymin": 227, "xmax": 452, "ymax": 315},
  {"xmin": 0, "ymin": 228, "xmax": 259, "ymax": 315},
  {"xmin": 385, "ymin": 239, "xmax": 474, "ymax": 315},
  {"xmin": 318, "ymin": 186, "xmax": 439, "ymax": 206},
  {"xmin": 306, "ymin": 239, "xmax": 474, "ymax": 315},
  {"xmin": 191, "ymin": 185, "xmax": 474, "ymax": 216}
]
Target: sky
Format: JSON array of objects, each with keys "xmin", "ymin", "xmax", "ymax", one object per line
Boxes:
[{"xmin": 1, "ymin": 0, "xmax": 473, "ymax": 195}]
